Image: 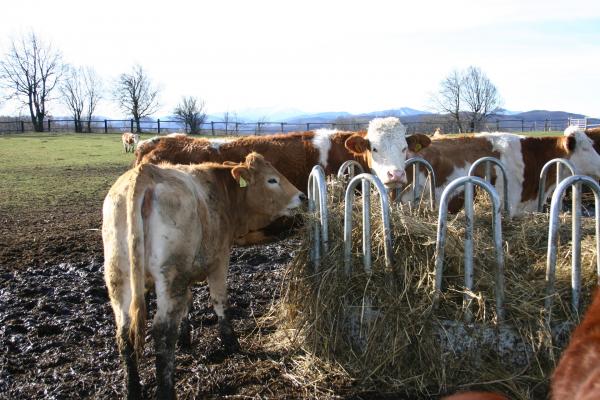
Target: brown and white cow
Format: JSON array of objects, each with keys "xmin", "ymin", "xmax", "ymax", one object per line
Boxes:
[
  {"xmin": 102, "ymin": 152, "xmax": 304, "ymax": 399},
  {"xmin": 403, "ymin": 127, "xmax": 600, "ymax": 216},
  {"xmin": 121, "ymin": 132, "xmax": 140, "ymax": 153},
  {"xmin": 135, "ymin": 117, "xmax": 431, "ymax": 191},
  {"xmin": 551, "ymin": 286, "xmax": 600, "ymax": 400}
]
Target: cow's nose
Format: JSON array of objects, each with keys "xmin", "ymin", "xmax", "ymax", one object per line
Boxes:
[
  {"xmin": 299, "ymin": 193, "xmax": 307, "ymax": 202},
  {"xmin": 387, "ymin": 169, "xmax": 407, "ymax": 185}
]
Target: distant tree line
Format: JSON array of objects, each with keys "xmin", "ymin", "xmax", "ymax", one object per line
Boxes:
[
  {"xmin": 0, "ymin": 32, "xmax": 502, "ymax": 134},
  {"xmin": 0, "ymin": 31, "xmax": 205, "ymax": 133}
]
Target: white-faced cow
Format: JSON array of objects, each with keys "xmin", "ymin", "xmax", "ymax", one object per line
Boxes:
[
  {"xmin": 122, "ymin": 132, "xmax": 140, "ymax": 153},
  {"xmin": 403, "ymin": 127, "xmax": 600, "ymax": 216},
  {"xmin": 102, "ymin": 152, "xmax": 304, "ymax": 399},
  {"xmin": 134, "ymin": 117, "xmax": 431, "ymax": 243}
]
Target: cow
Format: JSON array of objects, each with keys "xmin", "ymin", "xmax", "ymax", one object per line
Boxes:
[
  {"xmin": 585, "ymin": 126, "xmax": 600, "ymax": 154},
  {"xmin": 402, "ymin": 126, "xmax": 600, "ymax": 216},
  {"xmin": 551, "ymin": 286, "xmax": 600, "ymax": 400},
  {"xmin": 122, "ymin": 132, "xmax": 140, "ymax": 153},
  {"xmin": 134, "ymin": 117, "xmax": 431, "ymax": 243},
  {"xmin": 102, "ymin": 152, "xmax": 305, "ymax": 399}
]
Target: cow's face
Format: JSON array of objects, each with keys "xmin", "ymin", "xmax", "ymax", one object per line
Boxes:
[
  {"xmin": 564, "ymin": 127, "xmax": 600, "ymax": 179},
  {"xmin": 231, "ymin": 153, "xmax": 305, "ymax": 225},
  {"xmin": 345, "ymin": 117, "xmax": 431, "ymax": 188}
]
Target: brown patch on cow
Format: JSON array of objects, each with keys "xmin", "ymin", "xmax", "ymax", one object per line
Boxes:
[
  {"xmin": 520, "ymin": 136, "xmax": 571, "ymax": 202},
  {"xmin": 551, "ymin": 287, "xmax": 600, "ymax": 400},
  {"xmin": 586, "ymin": 128, "xmax": 600, "ymax": 155}
]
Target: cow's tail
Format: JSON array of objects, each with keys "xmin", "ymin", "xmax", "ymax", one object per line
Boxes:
[{"xmin": 126, "ymin": 163, "xmax": 155, "ymax": 359}]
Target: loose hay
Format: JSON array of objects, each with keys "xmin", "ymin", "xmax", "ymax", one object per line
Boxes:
[{"xmin": 278, "ymin": 178, "xmax": 598, "ymax": 399}]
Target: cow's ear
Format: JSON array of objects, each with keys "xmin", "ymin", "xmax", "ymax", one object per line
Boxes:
[
  {"xmin": 345, "ymin": 135, "xmax": 370, "ymax": 154},
  {"xmin": 407, "ymin": 134, "xmax": 431, "ymax": 153},
  {"xmin": 244, "ymin": 152, "xmax": 267, "ymax": 168},
  {"xmin": 231, "ymin": 166, "xmax": 251, "ymax": 187}
]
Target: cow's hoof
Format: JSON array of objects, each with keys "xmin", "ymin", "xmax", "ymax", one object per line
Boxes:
[{"xmin": 218, "ymin": 319, "xmax": 240, "ymax": 353}]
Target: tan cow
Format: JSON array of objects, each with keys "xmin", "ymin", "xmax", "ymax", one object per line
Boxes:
[
  {"xmin": 121, "ymin": 132, "xmax": 140, "ymax": 153},
  {"xmin": 403, "ymin": 127, "xmax": 600, "ymax": 216},
  {"xmin": 102, "ymin": 152, "xmax": 304, "ymax": 399}
]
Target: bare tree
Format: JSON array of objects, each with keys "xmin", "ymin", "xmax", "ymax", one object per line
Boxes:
[
  {"xmin": 431, "ymin": 69, "xmax": 464, "ymax": 133},
  {"xmin": 173, "ymin": 96, "xmax": 206, "ymax": 134},
  {"xmin": 82, "ymin": 67, "xmax": 102, "ymax": 133},
  {"xmin": 0, "ymin": 32, "xmax": 64, "ymax": 132},
  {"xmin": 114, "ymin": 64, "xmax": 160, "ymax": 133},
  {"xmin": 462, "ymin": 66, "xmax": 501, "ymax": 132},
  {"xmin": 432, "ymin": 66, "xmax": 501, "ymax": 133},
  {"xmin": 60, "ymin": 66, "xmax": 85, "ymax": 132}
]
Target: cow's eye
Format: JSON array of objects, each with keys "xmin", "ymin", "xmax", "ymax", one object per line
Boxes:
[
  {"xmin": 402, "ymin": 147, "xmax": 407, "ymax": 152},
  {"xmin": 268, "ymin": 178, "xmax": 278, "ymax": 184},
  {"xmin": 372, "ymin": 148, "xmax": 378, "ymax": 153}
]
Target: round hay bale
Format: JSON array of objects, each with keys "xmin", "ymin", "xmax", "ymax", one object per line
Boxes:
[{"xmin": 278, "ymin": 178, "xmax": 598, "ymax": 399}]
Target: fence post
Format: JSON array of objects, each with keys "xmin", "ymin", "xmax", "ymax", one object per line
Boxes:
[
  {"xmin": 20, "ymin": 121, "xmax": 24, "ymax": 133},
  {"xmin": 306, "ymin": 123, "xmax": 310, "ymax": 131},
  {"xmin": 521, "ymin": 120, "xmax": 524, "ymax": 132},
  {"xmin": 103, "ymin": 120, "xmax": 107, "ymax": 133},
  {"xmin": 496, "ymin": 119, "xmax": 500, "ymax": 131},
  {"xmin": 157, "ymin": 119, "xmax": 161, "ymax": 134},
  {"xmin": 47, "ymin": 119, "xmax": 51, "ymax": 132},
  {"xmin": 211, "ymin": 121, "xmax": 215, "ymax": 136},
  {"xmin": 281, "ymin": 122, "xmax": 285, "ymax": 132},
  {"xmin": 130, "ymin": 119, "xmax": 134, "ymax": 132}
]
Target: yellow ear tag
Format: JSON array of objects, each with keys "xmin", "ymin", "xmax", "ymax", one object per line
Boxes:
[
  {"xmin": 239, "ymin": 176, "xmax": 248, "ymax": 188},
  {"xmin": 414, "ymin": 143, "xmax": 422, "ymax": 152}
]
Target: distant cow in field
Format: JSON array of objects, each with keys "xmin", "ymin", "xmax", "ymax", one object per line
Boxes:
[
  {"xmin": 102, "ymin": 152, "xmax": 304, "ymax": 399},
  {"xmin": 403, "ymin": 126, "xmax": 600, "ymax": 216},
  {"xmin": 551, "ymin": 286, "xmax": 600, "ymax": 399},
  {"xmin": 121, "ymin": 132, "xmax": 140, "ymax": 153}
]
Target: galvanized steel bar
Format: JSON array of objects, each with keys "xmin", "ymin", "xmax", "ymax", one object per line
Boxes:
[
  {"xmin": 463, "ymin": 180, "xmax": 474, "ymax": 322},
  {"xmin": 308, "ymin": 165, "xmax": 329, "ymax": 270},
  {"xmin": 404, "ymin": 157, "xmax": 437, "ymax": 210},
  {"xmin": 544, "ymin": 175, "xmax": 600, "ymax": 318},
  {"xmin": 468, "ymin": 157, "xmax": 510, "ymax": 214},
  {"xmin": 344, "ymin": 173, "xmax": 393, "ymax": 275},
  {"xmin": 337, "ymin": 160, "xmax": 365, "ymax": 180},
  {"xmin": 537, "ymin": 158, "xmax": 576, "ymax": 212},
  {"xmin": 362, "ymin": 179, "xmax": 372, "ymax": 272},
  {"xmin": 434, "ymin": 176, "xmax": 505, "ymax": 321}
]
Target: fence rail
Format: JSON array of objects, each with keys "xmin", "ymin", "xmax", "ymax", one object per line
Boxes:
[{"xmin": 0, "ymin": 117, "xmax": 584, "ymax": 135}]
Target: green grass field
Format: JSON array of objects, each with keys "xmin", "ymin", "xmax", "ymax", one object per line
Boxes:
[{"xmin": 0, "ymin": 133, "xmax": 149, "ymax": 212}]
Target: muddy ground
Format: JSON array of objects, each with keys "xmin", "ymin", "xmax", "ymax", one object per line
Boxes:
[{"xmin": 0, "ymin": 200, "xmax": 396, "ymax": 399}]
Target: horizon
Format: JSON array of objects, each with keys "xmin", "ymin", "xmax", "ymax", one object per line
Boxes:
[{"xmin": 1, "ymin": 0, "xmax": 599, "ymax": 119}]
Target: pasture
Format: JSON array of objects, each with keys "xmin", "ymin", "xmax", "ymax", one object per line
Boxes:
[
  {"xmin": 0, "ymin": 131, "xmax": 594, "ymax": 399},
  {"xmin": 0, "ymin": 133, "xmax": 344, "ymax": 399}
]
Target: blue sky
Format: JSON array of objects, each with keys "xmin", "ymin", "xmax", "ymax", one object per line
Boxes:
[{"xmin": 1, "ymin": 0, "xmax": 599, "ymax": 118}]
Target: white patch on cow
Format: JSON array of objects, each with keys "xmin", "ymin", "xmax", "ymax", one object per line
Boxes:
[
  {"xmin": 365, "ymin": 117, "xmax": 409, "ymax": 188},
  {"xmin": 209, "ymin": 138, "xmax": 233, "ymax": 150},
  {"xmin": 312, "ymin": 129, "xmax": 336, "ymax": 168},
  {"xmin": 479, "ymin": 132, "xmax": 525, "ymax": 216},
  {"xmin": 564, "ymin": 128, "xmax": 600, "ymax": 179}
]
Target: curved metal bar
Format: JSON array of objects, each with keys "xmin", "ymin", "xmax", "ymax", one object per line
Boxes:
[
  {"xmin": 308, "ymin": 165, "xmax": 329, "ymax": 270},
  {"xmin": 434, "ymin": 176, "xmax": 505, "ymax": 322},
  {"xmin": 545, "ymin": 175, "xmax": 600, "ymax": 319},
  {"xmin": 468, "ymin": 157, "xmax": 510, "ymax": 214},
  {"xmin": 403, "ymin": 157, "xmax": 436, "ymax": 210},
  {"xmin": 337, "ymin": 160, "xmax": 365, "ymax": 180},
  {"xmin": 344, "ymin": 173, "xmax": 393, "ymax": 274},
  {"xmin": 537, "ymin": 158, "xmax": 576, "ymax": 212}
]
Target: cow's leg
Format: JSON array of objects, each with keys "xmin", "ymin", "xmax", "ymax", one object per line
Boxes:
[
  {"xmin": 106, "ymin": 272, "xmax": 142, "ymax": 399},
  {"xmin": 153, "ymin": 278, "xmax": 189, "ymax": 400},
  {"xmin": 207, "ymin": 260, "xmax": 239, "ymax": 352},
  {"xmin": 178, "ymin": 289, "xmax": 193, "ymax": 349}
]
